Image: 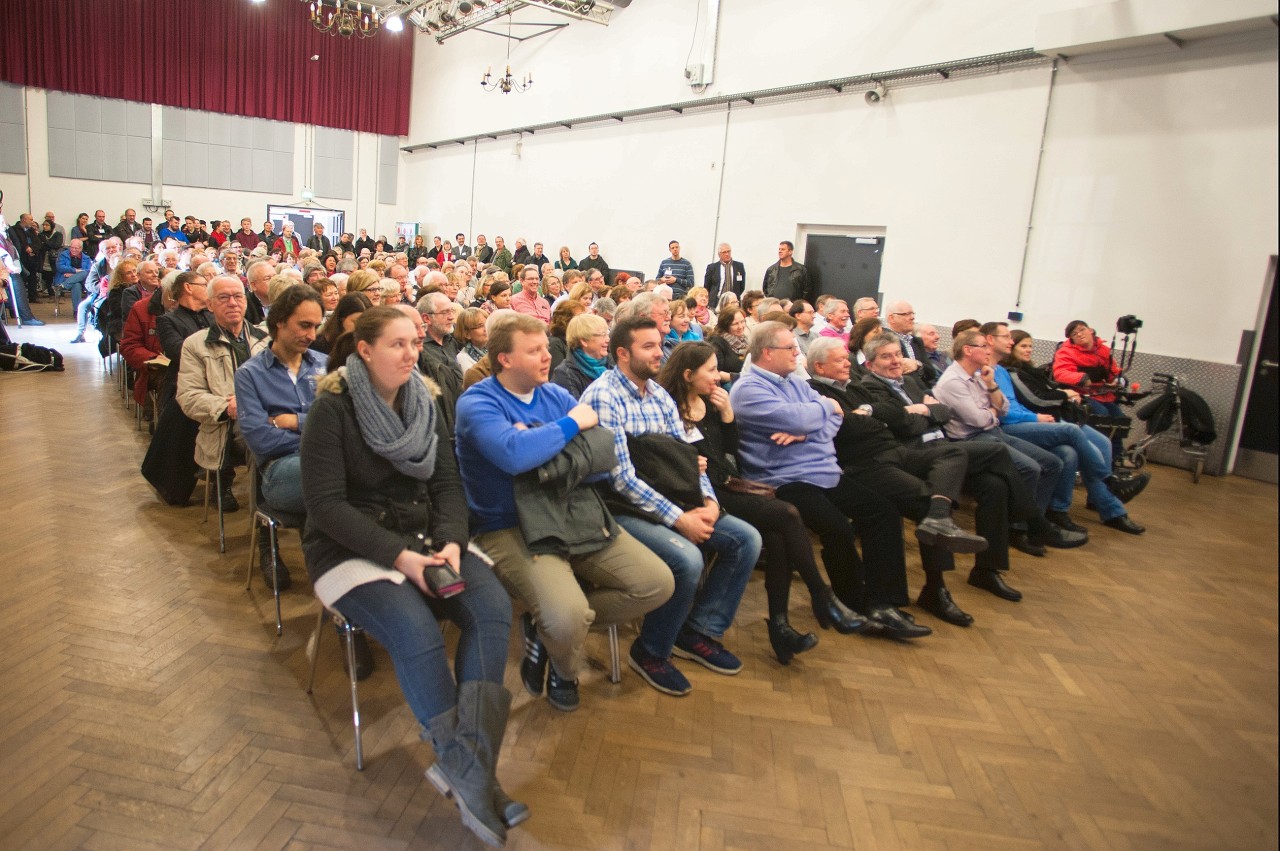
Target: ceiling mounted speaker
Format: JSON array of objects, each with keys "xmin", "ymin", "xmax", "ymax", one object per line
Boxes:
[{"xmin": 865, "ymin": 83, "xmax": 886, "ymax": 104}]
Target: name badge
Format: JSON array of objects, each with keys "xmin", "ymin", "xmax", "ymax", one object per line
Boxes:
[{"xmin": 682, "ymin": 426, "xmax": 704, "ymax": 444}]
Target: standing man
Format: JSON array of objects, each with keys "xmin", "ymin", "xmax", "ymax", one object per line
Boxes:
[
  {"xmin": 703, "ymin": 243, "xmax": 745, "ymax": 302},
  {"xmin": 158, "ymin": 214, "xmax": 187, "ymax": 244},
  {"xmin": 114, "ymin": 209, "xmax": 142, "ymax": 242},
  {"xmin": 84, "ymin": 209, "xmax": 113, "ymax": 258},
  {"xmin": 578, "ymin": 242, "xmax": 610, "ymax": 280},
  {"xmin": 492, "ymin": 236, "xmax": 513, "ymax": 274},
  {"xmin": 44, "ymin": 211, "xmax": 66, "ymax": 245},
  {"xmin": 8, "ymin": 212, "xmax": 41, "ymax": 305},
  {"xmin": 139, "ymin": 217, "xmax": 161, "ymax": 250},
  {"xmin": 176, "ymin": 276, "xmax": 270, "ymax": 512},
  {"xmin": 527, "ymin": 242, "xmax": 549, "ymax": 270},
  {"xmin": 456, "ymin": 314, "xmax": 673, "ymax": 711},
  {"xmin": 354, "ymin": 228, "xmax": 376, "ymax": 256},
  {"xmin": 336, "ymin": 231, "xmax": 355, "ymax": 256},
  {"xmin": 454, "ymin": 233, "xmax": 471, "ymax": 260},
  {"xmin": 512, "ymin": 238, "xmax": 531, "ymax": 266},
  {"xmin": 232, "ymin": 217, "xmax": 260, "ymax": 252},
  {"xmin": 762, "ymin": 241, "xmax": 812, "ymax": 302},
  {"xmin": 656, "ymin": 240, "xmax": 695, "ymax": 301},
  {"xmin": 258, "ymin": 220, "xmax": 276, "ymax": 249},
  {"xmin": 306, "ymin": 223, "xmax": 331, "ymax": 254},
  {"xmin": 474, "ymin": 234, "xmax": 494, "ymax": 264},
  {"xmin": 235, "ymin": 285, "xmax": 326, "ymax": 588},
  {"xmin": 580, "ymin": 317, "xmax": 762, "ymax": 697}
]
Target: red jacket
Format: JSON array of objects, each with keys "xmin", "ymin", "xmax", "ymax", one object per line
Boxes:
[
  {"xmin": 120, "ymin": 293, "xmax": 164, "ymax": 406},
  {"xmin": 1052, "ymin": 338, "xmax": 1122, "ymax": 403},
  {"xmin": 272, "ymin": 235, "xmax": 302, "ymax": 256}
]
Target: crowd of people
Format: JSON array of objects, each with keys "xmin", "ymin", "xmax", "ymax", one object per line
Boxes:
[{"xmin": 2, "ymin": 202, "xmax": 1153, "ymax": 848}]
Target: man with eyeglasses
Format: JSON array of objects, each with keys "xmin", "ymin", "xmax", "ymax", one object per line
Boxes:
[
  {"xmin": 235, "ymin": 285, "xmax": 327, "ymax": 589},
  {"xmin": 932, "ymin": 329, "xmax": 1075, "ymax": 543},
  {"xmin": 884, "ymin": 299, "xmax": 937, "ymax": 385},
  {"xmin": 176, "ymin": 276, "xmax": 269, "ymax": 514},
  {"xmin": 416, "ymin": 292, "xmax": 465, "ymax": 433}
]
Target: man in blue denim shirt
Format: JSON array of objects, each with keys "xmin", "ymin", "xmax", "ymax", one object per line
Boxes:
[{"xmin": 235, "ymin": 285, "xmax": 327, "ymax": 588}]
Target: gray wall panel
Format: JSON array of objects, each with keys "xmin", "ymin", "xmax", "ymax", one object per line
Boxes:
[
  {"xmin": 162, "ymin": 107, "xmax": 293, "ymax": 194},
  {"xmin": 75, "ymin": 98, "xmax": 100, "ymax": 134},
  {"xmin": 98, "ymin": 135, "xmax": 128, "ymax": 182},
  {"xmin": 74, "ymin": 133, "xmax": 101, "ymax": 181},
  {"xmin": 47, "ymin": 129, "xmax": 77, "ymax": 178},
  {"xmin": 45, "ymin": 91, "xmax": 76, "ymax": 130},
  {"xmin": 49, "ymin": 93, "xmax": 152, "ymax": 185},
  {"xmin": 207, "ymin": 145, "xmax": 231, "ymax": 190},
  {"xmin": 100, "ymin": 100, "xmax": 128, "ymax": 136},
  {"xmin": 126, "ymin": 138, "xmax": 152, "ymax": 185},
  {"xmin": 378, "ymin": 135, "xmax": 397, "ymax": 205},
  {"xmin": 0, "ymin": 83, "xmax": 25, "ymax": 175}
]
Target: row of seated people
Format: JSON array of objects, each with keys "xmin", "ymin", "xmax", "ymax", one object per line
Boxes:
[{"xmin": 123, "ymin": 248, "xmax": 1150, "ymax": 846}]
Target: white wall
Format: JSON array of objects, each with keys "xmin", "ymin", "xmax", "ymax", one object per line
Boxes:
[
  {"xmin": 0, "ymin": 89, "xmax": 401, "ymax": 239},
  {"xmin": 401, "ymin": 1, "xmax": 1278, "ymax": 365},
  {"xmin": 1021, "ymin": 36, "xmax": 1279, "ymax": 363}
]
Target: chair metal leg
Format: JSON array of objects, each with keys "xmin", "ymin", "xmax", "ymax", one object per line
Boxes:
[
  {"xmin": 216, "ymin": 469, "xmax": 226, "ymax": 555},
  {"xmin": 335, "ymin": 614, "xmax": 365, "ymax": 771},
  {"xmin": 607, "ymin": 624, "xmax": 621, "ymax": 684},
  {"xmin": 268, "ymin": 521, "xmax": 282, "ymax": 636},
  {"xmin": 246, "ymin": 513, "xmax": 259, "ymax": 590},
  {"xmin": 202, "ymin": 469, "xmax": 212, "ymax": 522},
  {"xmin": 306, "ymin": 607, "xmax": 327, "ymax": 694}
]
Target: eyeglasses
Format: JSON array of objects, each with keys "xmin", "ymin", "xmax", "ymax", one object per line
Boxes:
[
  {"xmin": 213, "ymin": 293, "xmax": 246, "ymax": 303},
  {"xmin": 890, "ymin": 311, "xmax": 915, "ymax": 317},
  {"xmin": 964, "ymin": 342, "xmax": 990, "ymax": 350}
]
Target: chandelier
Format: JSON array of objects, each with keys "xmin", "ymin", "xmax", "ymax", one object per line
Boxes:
[
  {"xmin": 308, "ymin": 0, "xmax": 380, "ymax": 37},
  {"xmin": 480, "ymin": 13, "xmax": 533, "ymax": 93}
]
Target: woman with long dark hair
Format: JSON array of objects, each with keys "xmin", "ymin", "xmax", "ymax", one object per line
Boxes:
[
  {"xmin": 707, "ymin": 306, "xmax": 747, "ymax": 385},
  {"xmin": 301, "ymin": 307, "xmax": 518, "ymax": 846},
  {"xmin": 312, "ymin": 292, "xmax": 371, "ymax": 355},
  {"xmin": 658, "ymin": 341, "xmax": 867, "ymax": 665}
]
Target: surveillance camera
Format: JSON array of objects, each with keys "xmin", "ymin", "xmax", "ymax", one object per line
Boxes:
[{"xmin": 865, "ymin": 84, "xmax": 886, "ymax": 105}]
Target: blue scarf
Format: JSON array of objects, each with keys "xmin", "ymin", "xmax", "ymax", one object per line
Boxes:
[{"xmin": 572, "ymin": 347, "xmax": 607, "ymax": 379}]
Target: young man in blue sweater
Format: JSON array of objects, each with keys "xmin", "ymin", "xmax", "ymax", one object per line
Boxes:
[{"xmin": 455, "ymin": 314, "xmax": 673, "ymax": 712}]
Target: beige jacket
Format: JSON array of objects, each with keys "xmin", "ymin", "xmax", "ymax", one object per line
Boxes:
[{"xmin": 176, "ymin": 323, "xmax": 269, "ymax": 471}]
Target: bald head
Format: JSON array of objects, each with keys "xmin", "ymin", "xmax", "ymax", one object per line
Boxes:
[{"xmin": 885, "ymin": 300, "xmax": 915, "ymax": 333}]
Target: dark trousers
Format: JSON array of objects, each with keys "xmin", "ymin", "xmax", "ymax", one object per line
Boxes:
[
  {"xmin": 844, "ymin": 455, "xmax": 955, "ymax": 577},
  {"xmin": 776, "ymin": 477, "xmax": 909, "ymax": 613},
  {"xmin": 716, "ymin": 488, "xmax": 827, "ymax": 618}
]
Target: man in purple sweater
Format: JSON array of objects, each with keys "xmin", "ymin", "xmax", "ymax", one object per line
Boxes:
[
  {"xmin": 455, "ymin": 313, "xmax": 672, "ymax": 713},
  {"xmin": 730, "ymin": 321, "xmax": 931, "ymax": 640}
]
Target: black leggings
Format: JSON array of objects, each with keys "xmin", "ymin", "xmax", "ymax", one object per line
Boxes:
[{"xmin": 715, "ymin": 488, "xmax": 826, "ymax": 619}]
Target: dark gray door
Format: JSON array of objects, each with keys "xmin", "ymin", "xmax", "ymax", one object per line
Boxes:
[
  {"xmin": 803, "ymin": 235, "xmax": 884, "ymax": 307},
  {"xmin": 1235, "ymin": 258, "xmax": 1278, "ymax": 482}
]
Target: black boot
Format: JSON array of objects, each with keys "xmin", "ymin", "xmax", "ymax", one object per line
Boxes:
[
  {"xmin": 258, "ymin": 533, "xmax": 292, "ymax": 591},
  {"xmin": 810, "ymin": 585, "xmax": 872, "ymax": 634},
  {"xmin": 766, "ymin": 615, "xmax": 817, "ymax": 665},
  {"xmin": 916, "ymin": 584, "xmax": 974, "ymax": 627}
]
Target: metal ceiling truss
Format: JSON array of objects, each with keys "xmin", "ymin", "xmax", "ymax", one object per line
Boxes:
[
  {"xmin": 384, "ymin": 0, "xmax": 612, "ymax": 43},
  {"xmin": 402, "ymin": 48, "xmax": 1048, "ymax": 152}
]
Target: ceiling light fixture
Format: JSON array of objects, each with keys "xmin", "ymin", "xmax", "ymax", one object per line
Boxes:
[
  {"xmin": 480, "ymin": 13, "xmax": 533, "ymax": 93},
  {"xmin": 308, "ymin": 0, "xmax": 380, "ymax": 37}
]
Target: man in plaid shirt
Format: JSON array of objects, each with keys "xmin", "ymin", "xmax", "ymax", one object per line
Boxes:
[{"xmin": 581, "ymin": 316, "xmax": 762, "ymax": 697}]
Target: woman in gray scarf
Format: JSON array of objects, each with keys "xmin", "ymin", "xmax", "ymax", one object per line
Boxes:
[{"xmin": 300, "ymin": 306, "xmax": 519, "ymax": 847}]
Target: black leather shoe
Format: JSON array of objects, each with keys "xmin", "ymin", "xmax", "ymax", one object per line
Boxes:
[
  {"xmin": 916, "ymin": 585, "xmax": 974, "ymax": 627},
  {"xmin": 258, "ymin": 537, "xmax": 292, "ymax": 591},
  {"xmin": 967, "ymin": 569, "xmax": 1022, "ymax": 602},
  {"xmin": 766, "ymin": 615, "xmax": 818, "ymax": 665},
  {"xmin": 1103, "ymin": 514, "xmax": 1146, "ymax": 535},
  {"xmin": 1033, "ymin": 524, "xmax": 1088, "ymax": 549},
  {"xmin": 865, "ymin": 606, "xmax": 933, "ymax": 639},
  {"xmin": 519, "ymin": 612, "xmax": 547, "ymax": 698},
  {"xmin": 915, "ymin": 515, "xmax": 988, "ymax": 554},
  {"xmin": 218, "ymin": 488, "xmax": 240, "ymax": 513},
  {"xmin": 1010, "ymin": 531, "xmax": 1046, "ymax": 557},
  {"xmin": 811, "ymin": 587, "xmax": 872, "ymax": 634},
  {"xmin": 1107, "ymin": 472, "xmax": 1151, "ymax": 504},
  {"xmin": 1045, "ymin": 511, "xmax": 1087, "ymax": 534}
]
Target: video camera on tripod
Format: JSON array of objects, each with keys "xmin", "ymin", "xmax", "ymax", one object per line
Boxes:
[{"xmin": 1108, "ymin": 315, "xmax": 1149, "ymax": 403}]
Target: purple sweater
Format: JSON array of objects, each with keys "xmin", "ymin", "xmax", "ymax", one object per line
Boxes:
[{"xmin": 728, "ymin": 368, "xmax": 844, "ymax": 488}]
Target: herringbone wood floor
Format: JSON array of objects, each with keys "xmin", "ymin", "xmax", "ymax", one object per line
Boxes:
[{"xmin": 1, "ymin": 313, "xmax": 1277, "ymax": 851}]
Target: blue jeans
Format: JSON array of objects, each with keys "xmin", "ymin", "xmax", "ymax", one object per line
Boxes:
[
  {"xmin": 1087, "ymin": 398, "xmax": 1126, "ymax": 457},
  {"xmin": 5, "ymin": 276, "xmax": 36, "ymax": 322},
  {"xmin": 58, "ymin": 270, "xmax": 90, "ymax": 307},
  {"xmin": 76, "ymin": 291, "xmax": 105, "ymax": 334},
  {"xmin": 262, "ymin": 454, "xmax": 305, "ymax": 515},
  {"xmin": 968, "ymin": 430, "xmax": 1062, "ymax": 515},
  {"xmin": 1002, "ymin": 421, "xmax": 1126, "ymax": 520},
  {"xmin": 615, "ymin": 512, "xmax": 761, "ymax": 659},
  {"xmin": 332, "ymin": 552, "xmax": 511, "ymax": 725}
]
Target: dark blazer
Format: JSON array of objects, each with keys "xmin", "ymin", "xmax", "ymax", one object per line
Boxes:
[
  {"xmin": 300, "ymin": 376, "xmax": 468, "ymax": 582},
  {"xmin": 858, "ymin": 372, "xmax": 952, "ymax": 446},
  {"xmin": 900, "ymin": 335, "xmax": 939, "ymax": 386},
  {"xmin": 306, "ymin": 234, "xmax": 332, "ymax": 254},
  {"xmin": 808, "ymin": 379, "xmax": 902, "ymax": 462},
  {"xmin": 550, "ymin": 355, "xmax": 596, "ymax": 400},
  {"xmin": 703, "ymin": 260, "xmax": 746, "ymax": 301},
  {"xmin": 155, "ymin": 304, "xmax": 213, "ymax": 408}
]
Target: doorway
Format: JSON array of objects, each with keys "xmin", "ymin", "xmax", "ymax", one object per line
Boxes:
[
  {"xmin": 1233, "ymin": 257, "xmax": 1278, "ymax": 483},
  {"xmin": 802, "ymin": 233, "xmax": 885, "ymax": 308}
]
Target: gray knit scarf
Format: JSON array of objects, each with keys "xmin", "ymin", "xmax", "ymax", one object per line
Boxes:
[{"xmin": 341, "ymin": 359, "xmax": 439, "ymax": 481}]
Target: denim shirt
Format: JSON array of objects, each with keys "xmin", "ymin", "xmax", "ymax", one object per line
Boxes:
[{"xmin": 234, "ymin": 346, "xmax": 326, "ymax": 462}]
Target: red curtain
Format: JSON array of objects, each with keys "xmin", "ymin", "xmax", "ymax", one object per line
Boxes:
[{"xmin": 0, "ymin": 0, "xmax": 414, "ymax": 137}]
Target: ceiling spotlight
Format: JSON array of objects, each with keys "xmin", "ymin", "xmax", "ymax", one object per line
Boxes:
[
  {"xmin": 865, "ymin": 83, "xmax": 886, "ymax": 104},
  {"xmin": 458, "ymin": 1, "xmax": 474, "ymax": 13},
  {"xmin": 439, "ymin": 8, "xmax": 456, "ymax": 23},
  {"xmin": 384, "ymin": 14, "xmax": 404, "ymax": 31}
]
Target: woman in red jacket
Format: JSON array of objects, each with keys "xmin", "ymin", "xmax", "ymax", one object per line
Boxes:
[
  {"xmin": 119, "ymin": 286, "xmax": 167, "ymax": 413},
  {"xmin": 1053, "ymin": 320, "xmax": 1127, "ymax": 452}
]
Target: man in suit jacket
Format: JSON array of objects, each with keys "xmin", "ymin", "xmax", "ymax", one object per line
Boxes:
[
  {"xmin": 884, "ymin": 300, "xmax": 939, "ymax": 386},
  {"xmin": 703, "ymin": 243, "xmax": 745, "ymax": 303},
  {"xmin": 855, "ymin": 332, "xmax": 1084, "ymax": 600}
]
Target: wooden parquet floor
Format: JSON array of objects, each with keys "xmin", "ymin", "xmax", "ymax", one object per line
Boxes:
[{"xmin": 1, "ymin": 313, "xmax": 1277, "ymax": 851}]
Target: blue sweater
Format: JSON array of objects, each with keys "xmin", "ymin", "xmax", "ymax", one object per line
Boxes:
[
  {"xmin": 993, "ymin": 364, "xmax": 1039, "ymax": 425},
  {"xmin": 455, "ymin": 376, "xmax": 582, "ymax": 534},
  {"xmin": 729, "ymin": 368, "xmax": 844, "ymax": 489}
]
